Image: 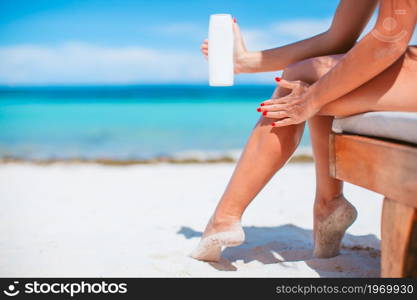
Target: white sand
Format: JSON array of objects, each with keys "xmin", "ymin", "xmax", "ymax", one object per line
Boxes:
[{"xmin": 0, "ymin": 163, "xmax": 382, "ymax": 277}]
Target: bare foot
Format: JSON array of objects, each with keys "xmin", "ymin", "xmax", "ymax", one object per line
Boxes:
[
  {"xmin": 313, "ymin": 195, "xmax": 357, "ymax": 258},
  {"xmin": 190, "ymin": 216, "xmax": 245, "ymax": 262}
]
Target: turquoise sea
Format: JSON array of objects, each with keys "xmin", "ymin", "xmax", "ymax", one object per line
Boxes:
[{"xmin": 0, "ymin": 85, "xmax": 310, "ymax": 161}]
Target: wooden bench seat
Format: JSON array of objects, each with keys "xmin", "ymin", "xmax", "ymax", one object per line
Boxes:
[{"xmin": 329, "ymin": 133, "xmax": 417, "ymax": 277}]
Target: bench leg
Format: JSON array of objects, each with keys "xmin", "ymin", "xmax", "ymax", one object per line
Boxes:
[{"xmin": 381, "ymin": 197, "xmax": 417, "ymax": 277}]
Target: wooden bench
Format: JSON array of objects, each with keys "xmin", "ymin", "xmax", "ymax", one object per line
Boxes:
[{"xmin": 329, "ymin": 113, "xmax": 417, "ymax": 278}]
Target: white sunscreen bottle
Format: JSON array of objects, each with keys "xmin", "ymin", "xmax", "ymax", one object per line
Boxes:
[{"xmin": 208, "ymin": 14, "xmax": 234, "ymax": 86}]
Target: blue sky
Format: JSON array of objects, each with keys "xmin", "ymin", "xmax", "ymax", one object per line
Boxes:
[
  {"xmin": 0, "ymin": 0, "xmax": 391, "ymax": 85},
  {"xmin": 0, "ymin": 0, "xmax": 339, "ymax": 46}
]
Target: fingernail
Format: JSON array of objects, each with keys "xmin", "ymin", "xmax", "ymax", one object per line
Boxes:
[
  {"xmin": 260, "ymin": 103, "xmax": 265, "ymax": 106},
  {"xmin": 257, "ymin": 107, "xmax": 261, "ymax": 112},
  {"xmin": 262, "ymin": 111, "xmax": 267, "ymax": 116},
  {"xmin": 233, "ymin": 17, "xmax": 237, "ymax": 23},
  {"xmin": 275, "ymin": 77, "xmax": 281, "ymax": 82},
  {"xmin": 271, "ymin": 122, "xmax": 276, "ymax": 126}
]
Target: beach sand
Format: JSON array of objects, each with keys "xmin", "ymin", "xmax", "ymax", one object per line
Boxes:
[{"xmin": 0, "ymin": 162, "xmax": 382, "ymax": 277}]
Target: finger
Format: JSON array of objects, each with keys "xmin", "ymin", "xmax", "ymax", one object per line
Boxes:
[
  {"xmin": 271, "ymin": 118, "xmax": 294, "ymax": 127},
  {"xmin": 259, "ymin": 104, "xmax": 288, "ymax": 112},
  {"xmin": 277, "ymin": 79, "xmax": 300, "ymax": 90},
  {"xmin": 260, "ymin": 95, "xmax": 292, "ymax": 106},
  {"xmin": 260, "ymin": 99, "xmax": 274, "ymax": 106},
  {"xmin": 232, "ymin": 17, "xmax": 247, "ymax": 52},
  {"xmin": 262, "ymin": 111, "xmax": 289, "ymax": 119}
]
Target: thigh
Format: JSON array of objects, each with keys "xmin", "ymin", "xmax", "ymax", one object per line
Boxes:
[{"xmin": 319, "ymin": 46, "xmax": 417, "ymax": 117}]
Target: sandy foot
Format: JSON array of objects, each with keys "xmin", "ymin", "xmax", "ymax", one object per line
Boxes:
[
  {"xmin": 313, "ymin": 197, "xmax": 358, "ymax": 258},
  {"xmin": 190, "ymin": 222, "xmax": 245, "ymax": 262}
]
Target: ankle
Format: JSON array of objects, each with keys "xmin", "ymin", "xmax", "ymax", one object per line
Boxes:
[
  {"xmin": 314, "ymin": 194, "xmax": 345, "ymax": 219},
  {"xmin": 202, "ymin": 214, "xmax": 241, "ymax": 238},
  {"xmin": 211, "ymin": 213, "xmax": 241, "ymax": 228},
  {"xmin": 315, "ymin": 193, "xmax": 344, "ymax": 206}
]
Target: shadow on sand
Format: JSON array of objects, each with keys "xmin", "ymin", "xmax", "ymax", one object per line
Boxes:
[{"xmin": 177, "ymin": 224, "xmax": 380, "ymax": 277}]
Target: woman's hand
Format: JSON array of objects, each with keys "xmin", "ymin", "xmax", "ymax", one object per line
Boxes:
[
  {"xmin": 258, "ymin": 79, "xmax": 319, "ymax": 127},
  {"xmin": 200, "ymin": 18, "xmax": 250, "ymax": 74}
]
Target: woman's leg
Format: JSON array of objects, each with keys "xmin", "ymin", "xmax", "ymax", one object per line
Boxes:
[
  {"xmin": 309, "ymin": 114, "xmax": 357, "ymax": 257},
  {"xmin": 191, "ymin": 73, "xmax": 306, "ymax": 261},
  {"xmin": 309, "ymin": 115, "xmax": 343, "ymax": 215},
  {"xmin": 203, "ymin": 88, "xmax": 305, "ymax": 238},
  {"xmin": 280, "ymin": 56, "xmax": 358, "ymax": 257},
  {"xmin": 288, "ymin": 46, "xmax": 417, "ymax": 257},
  {"xmin": 319, "ymin": 46, "xmax": 417, "ymax": 116}
]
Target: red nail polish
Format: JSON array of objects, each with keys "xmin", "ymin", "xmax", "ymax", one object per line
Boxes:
[
  {"xmin": 275, "ymin": 77, "xmax": 281, "ymax": 82},
  {"xmin": 260, "ymin": 103, "xmax": 265, "ymax": 106},
  {"xmin": 257, "ymin": 108, "xmax": 261, "ymax": 112},
  {"xmin": 233, "ymin": 18, "xmax": 237, "ymax": 23},
  {"xmin": 262, "ymin": 111, "xmax": 267, "ymax": 116},
  {"xmin": 271, "ymin": 122, "xmax": 276, "ymax": 126}
]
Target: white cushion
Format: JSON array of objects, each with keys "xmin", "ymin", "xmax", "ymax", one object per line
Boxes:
[{"xmin": 332, "ymin": 112, "xmax": 417, "ymax": 145}]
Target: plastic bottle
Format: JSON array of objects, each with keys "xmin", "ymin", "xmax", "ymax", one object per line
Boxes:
[{"xmin": 208, "ymin": 14, "xmax": 234, "ymax": 86}]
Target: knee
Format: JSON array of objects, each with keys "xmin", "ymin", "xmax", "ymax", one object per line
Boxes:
[{"xmin": 281, "ymin": 60, "xmax": 310, "ymax": 82}]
